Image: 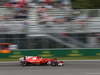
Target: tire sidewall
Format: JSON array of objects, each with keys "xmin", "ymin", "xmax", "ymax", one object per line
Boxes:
[
  {"xmin": 51, "ymin": 61, "xmax": 57, "ymax": 66},
  {"xmin": 22, "ymin": 61, "xmax": 27, "ymax": 66}
]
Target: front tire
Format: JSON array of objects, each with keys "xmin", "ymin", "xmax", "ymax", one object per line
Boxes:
[{"xmin": 51, "ymin": 61, "xmax": 57, "ymax": 66}]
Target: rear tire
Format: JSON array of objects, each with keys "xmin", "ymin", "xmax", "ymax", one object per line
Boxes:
[{"xmin": 21, "ymin": 61, "xmax": 27, "ymax": 66}]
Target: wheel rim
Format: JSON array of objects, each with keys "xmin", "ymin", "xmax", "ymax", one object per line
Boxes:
[{"xmin": 22, "ymin": 62, "xmax": 27, "ymax": 66}]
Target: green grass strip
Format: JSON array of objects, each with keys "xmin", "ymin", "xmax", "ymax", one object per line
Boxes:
[{"xmin": 0, "ymin": 56, "xmax": 100, "ymax": 61}]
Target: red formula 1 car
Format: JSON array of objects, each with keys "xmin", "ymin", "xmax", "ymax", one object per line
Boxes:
[{"xmin": 19, "ymin": 56, "xmax": 64, "ymax": 66}]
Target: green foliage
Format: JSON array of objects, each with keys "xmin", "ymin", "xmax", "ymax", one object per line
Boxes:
[{"xmin": 71, "ymin": 0, "xmax": 100, "ymax": 9}]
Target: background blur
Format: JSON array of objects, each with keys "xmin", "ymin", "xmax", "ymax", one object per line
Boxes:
[{"xmin": 0, "ymin": 0, "xmax": 99, "ymax": 50}]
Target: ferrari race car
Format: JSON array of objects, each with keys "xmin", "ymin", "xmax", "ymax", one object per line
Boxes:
[{"xmin": 19, "ymin": 56, "xmax": 64, "ymax": 66}]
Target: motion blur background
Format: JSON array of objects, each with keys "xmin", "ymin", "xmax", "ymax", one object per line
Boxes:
[
  {"xmin": 0, "ymin": 0, "xmax": 99, "ymax": 50},
  {"xmin": 0, "ymin": 1, "xmax": 100, "ymax": 75}
]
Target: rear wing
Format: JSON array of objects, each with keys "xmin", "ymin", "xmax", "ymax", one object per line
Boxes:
[{"xmin": 19, "ymin": 56, "xmax": 33, "ymax": 62}]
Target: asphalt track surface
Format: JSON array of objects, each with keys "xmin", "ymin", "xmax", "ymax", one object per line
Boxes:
[{"xmin": 0, "ymin": 61, "xmax": 100, "ymax": 75}]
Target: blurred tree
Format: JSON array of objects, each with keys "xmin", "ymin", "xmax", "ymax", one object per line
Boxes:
[
  {"xmin": 90, "ymin": 0, "xmax": 100, "ymax": 9},
  {"xmin": 71, "ymin": 0, "xmax": 100, "ymax": 9}
]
